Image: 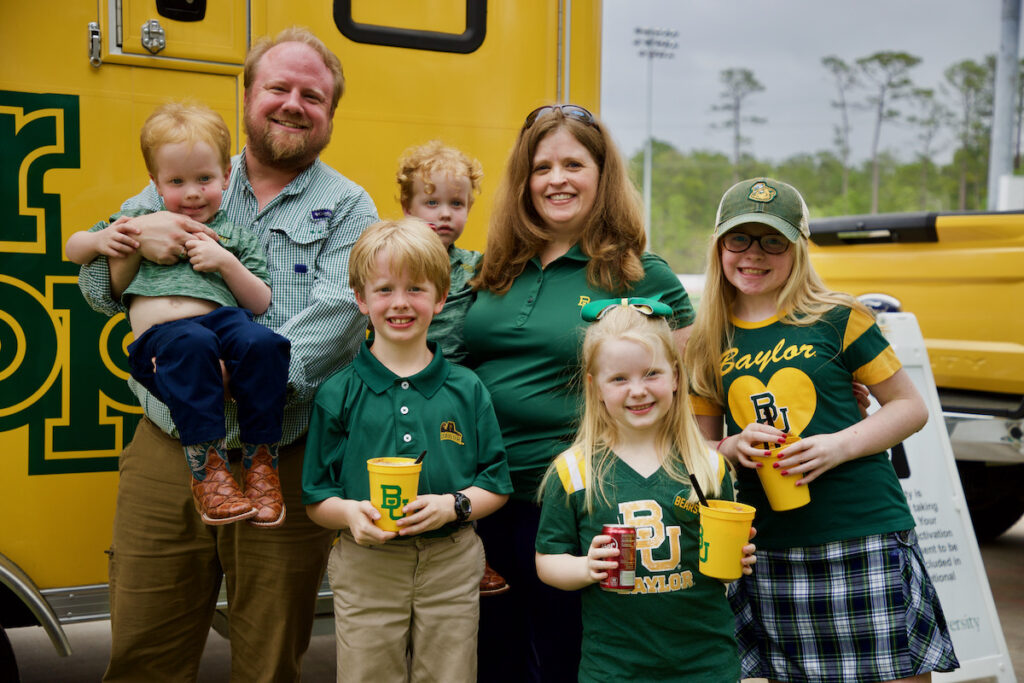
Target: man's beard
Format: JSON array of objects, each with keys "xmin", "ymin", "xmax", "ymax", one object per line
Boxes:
[{"xmin": 244, "ymin": 111, "xmax": 331, "ymax": 170}]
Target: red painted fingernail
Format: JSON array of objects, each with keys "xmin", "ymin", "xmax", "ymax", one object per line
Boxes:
[
  {"xmin": 780, "ymin": 470, "xmax": 789, "ymax": 476},
  {"xmin": 764, "ymin": 450, "xmax": 771, "ymax": 456},
  {"xmin": 755, "ymin": 463, "xmax": 763, "ymax": 468},
  {"xmin": 777, "ymin": 437, "xmax": 786, "ymax": 444},
  {"xmin": 772, "ymin": 462, "xmax": 780, "ymax": 469},
  {"xmin": 777, "ymin": 453, "xmax": 785, "ymax": 458}
]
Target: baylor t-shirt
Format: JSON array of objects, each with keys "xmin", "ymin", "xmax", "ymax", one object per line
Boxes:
[
  {"xmin": 691, "ymin": 305, "xmax": 915, "ymax": 549},
  {"xmin": 536, "ymin": 448, "xmax": 740, "ymax": 683}
]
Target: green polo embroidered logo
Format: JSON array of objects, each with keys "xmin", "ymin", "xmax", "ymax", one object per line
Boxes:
[
  {"xmin": 440, "ymin": 420, "xmax": 464, "ymax": 445},
  {"xmin": 748, "ymin": 181, "xmax": 777, "ymax": 203},
  {"xmin": 577, "ymin": 295, "xmax": 590, "ymax": 307}
]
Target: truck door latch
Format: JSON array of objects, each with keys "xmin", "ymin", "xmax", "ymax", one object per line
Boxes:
[
  {"xmin": 141, "ymin": 19, "xmax": 166, "ymax": 54},
  {"xmin": 88, "ymin": 21, "xmax": 102, "ymax": 67}
]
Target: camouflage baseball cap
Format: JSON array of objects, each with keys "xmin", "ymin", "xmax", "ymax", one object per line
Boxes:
[{"xmin": 714, "ymin": 177, "xmax": 809, "ymax": 243}]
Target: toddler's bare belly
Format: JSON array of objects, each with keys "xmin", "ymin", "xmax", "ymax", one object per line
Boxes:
[{"xmin": 129, "ymin": 295, "xmax": 219, "ymax": 338}]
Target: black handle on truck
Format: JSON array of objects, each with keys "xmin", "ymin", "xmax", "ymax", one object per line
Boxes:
[{"xmin": 809, "ymin": 212, "xmax": 939, "ymax": 246}]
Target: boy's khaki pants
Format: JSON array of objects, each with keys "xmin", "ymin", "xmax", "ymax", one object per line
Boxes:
[{"xmin": 330, "ymin": 526, "xmax": 484, "ymax": 682}]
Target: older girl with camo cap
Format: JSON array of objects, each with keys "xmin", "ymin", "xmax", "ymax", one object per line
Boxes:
[{"xmin": 687, "ymin": 177, "xmax": 959, "ymax": 682}]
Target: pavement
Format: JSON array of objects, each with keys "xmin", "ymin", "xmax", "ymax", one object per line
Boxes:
[{"xmin": 7, "ymin": 517, "xmax": 1024, "ymax": 682}]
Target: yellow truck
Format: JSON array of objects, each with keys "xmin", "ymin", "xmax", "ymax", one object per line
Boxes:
[
  {"xmin": 0, "ymin": 0, "xmax": 601, "ymax": 673},
  {"xmin": 809, "ymin": 211, "xmax": 1024, "ymax": 541}
]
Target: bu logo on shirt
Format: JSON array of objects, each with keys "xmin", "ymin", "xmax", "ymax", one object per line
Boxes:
[
  {"xmin": 617, "ymin": 499, "xmax": 695, "ymax": 594},
  {"xmin": 440, "ymin": 420, "xmax": 464, "ymax": 445}
]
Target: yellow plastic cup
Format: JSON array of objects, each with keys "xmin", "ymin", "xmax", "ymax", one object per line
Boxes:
[
  {"xmin": 750, "ymin": 433, "xmax": 810, "ymax": 511},
  {"xmin": 367, "ymin": 457, "xmax": 422, "ymax": 532},
  {"xmin": 698, "ymin": 500, "xmax": 756, "ymax": 581}
]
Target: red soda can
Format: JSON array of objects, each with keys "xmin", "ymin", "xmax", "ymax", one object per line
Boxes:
[{"xmin": 600, "ymin": 524, "xmax": 637, "ymax": 591}]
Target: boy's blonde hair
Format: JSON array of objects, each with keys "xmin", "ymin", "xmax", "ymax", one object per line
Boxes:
[
  {"xmin": 396, "ymin": 140, "xmax": 483, "ymax": 211},
  {"xmin": 349, "ymin": 218, "xmax": 451, "ymax": 298},
  {"xmin": 140, "ymin": 101, "xmax": 232, "ymax": 176},
  {"xmin": 541, "ymin": 306, "xmax": 722, "ymax": 513}
]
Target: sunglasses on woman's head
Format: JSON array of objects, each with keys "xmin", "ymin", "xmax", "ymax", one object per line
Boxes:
[
  {"xmin": 522, "ymin": 105, "xmax": 597, "ymax": 131},
  {"xmin": 720, "ymin": 231, "xmax": 791, "ymax": 255}
]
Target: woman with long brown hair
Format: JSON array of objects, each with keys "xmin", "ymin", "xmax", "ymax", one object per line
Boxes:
[{"xmin": 464, "ymin": 105, "xmax": 696, "ymax": 681}]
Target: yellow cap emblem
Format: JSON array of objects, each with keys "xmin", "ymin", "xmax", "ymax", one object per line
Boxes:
[{"xmin": 748, "ymin": 181, "xmax": 777, "ymax": 203}]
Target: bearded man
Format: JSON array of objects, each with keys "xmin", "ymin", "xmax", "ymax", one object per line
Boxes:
[{"xmin": 77, "ymin": 27, "xmax": 377, "ymax": 682}]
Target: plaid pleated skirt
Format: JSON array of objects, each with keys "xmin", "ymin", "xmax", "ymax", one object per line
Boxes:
[{"xmin": 728, "ymin": 529, "xmax": 959, "ymax": 682}]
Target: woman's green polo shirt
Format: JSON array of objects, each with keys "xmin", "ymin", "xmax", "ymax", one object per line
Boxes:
[{"xmin": 463, "ymin": 246, "xmax": 694, "ymax": 499}]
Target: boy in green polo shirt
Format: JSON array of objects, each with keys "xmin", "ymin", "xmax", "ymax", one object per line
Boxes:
[{"xmin": 303, "ymin": 217, "xmax": 512, "ymax": 682}]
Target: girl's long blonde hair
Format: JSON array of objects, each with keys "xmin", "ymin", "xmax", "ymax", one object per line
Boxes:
[
  {"xmin": 686, "ymin": 231, "xmax": 872, "ymax": 406},
  {"xmin": 541, "ymin": 306, "xmax": 721, "ymax": 513}
]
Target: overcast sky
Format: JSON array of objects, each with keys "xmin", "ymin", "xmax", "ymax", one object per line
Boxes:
[{"xmin": 600, "ymin": 0, "xmax": 1018, "ymax": 164}]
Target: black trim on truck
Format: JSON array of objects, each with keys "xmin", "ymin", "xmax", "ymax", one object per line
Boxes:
[
  {"xmin": 809, "ymin": 212, "xmax": 939, "ymax": 246},
  {"xmin": 938, "ymin": 389, "xmax": 1024, "ymax": 420}
]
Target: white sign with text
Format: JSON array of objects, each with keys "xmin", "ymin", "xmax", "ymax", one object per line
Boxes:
[{"xmin": 877, "ymin": 313, "xmax": 1014, "ymax": 683}]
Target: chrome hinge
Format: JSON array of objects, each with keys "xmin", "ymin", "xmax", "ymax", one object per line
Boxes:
[{"xmin": 88, "ymin": 21, "xmax": 102, "ymax": 67}]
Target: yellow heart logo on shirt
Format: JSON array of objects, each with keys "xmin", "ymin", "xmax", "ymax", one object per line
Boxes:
[{"xmin": 727, "ymin": 367, "xmax": 815, "ymax": 435}]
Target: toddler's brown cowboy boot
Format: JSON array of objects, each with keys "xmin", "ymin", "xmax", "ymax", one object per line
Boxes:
[
  {"xmin": 243, "ymin": 443, "xmax": 286, "ymax": 528},
  {"xmin": 187, "ymin": 441, "xmax": 257, "ymax": 525}
]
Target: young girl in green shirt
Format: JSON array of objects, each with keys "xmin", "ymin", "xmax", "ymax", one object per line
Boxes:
[{"xmin": 535, "ymin": 301, "xmax": 755, "ymax": 682}]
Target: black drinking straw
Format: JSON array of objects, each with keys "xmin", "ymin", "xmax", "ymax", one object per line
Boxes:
[
  {"xmin": 414, "ymin": 450, "xmax": 427, "ymax": 465},
  {"xmin": 688, "ymin": 473, "xmax": 710, "ymax": 507}
]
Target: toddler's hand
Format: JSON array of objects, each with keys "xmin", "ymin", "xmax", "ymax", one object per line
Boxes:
[
  {"xmin": 184, "ymin": 231, "xmax": 233, "ymax": 272},
  {"xmin": 347, "ymin": 500, "xmax": 397, "ymax": 546},
  {"xmin": 96, "ymin": 217, "xmax": 141, "ymax": 257},
  {"xmin": 585, "ymin": 534, "xmax": 620, "ymax": 584}
]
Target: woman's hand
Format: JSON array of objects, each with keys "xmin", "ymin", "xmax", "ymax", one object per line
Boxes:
[
  {"xmin": 852, "ymin": 381, "xmax": 871, "ymax": 419},
  {"xmin": 740, "ymin": 525, "xmax": 757, "ymax": 576},
  {"xmin": 585, "ymin": 534, "xmax": 620, "ymax": 584}
]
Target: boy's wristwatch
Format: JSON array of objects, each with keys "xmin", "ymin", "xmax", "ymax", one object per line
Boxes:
[{"xmin": 452, "ymin": 492, "xmax": 472, "ymax": 523}]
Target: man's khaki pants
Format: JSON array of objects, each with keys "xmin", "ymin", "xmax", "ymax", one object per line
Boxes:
[{"xmin": 103, "ymin": 418, "xmax": 335, "ymax": 682}]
